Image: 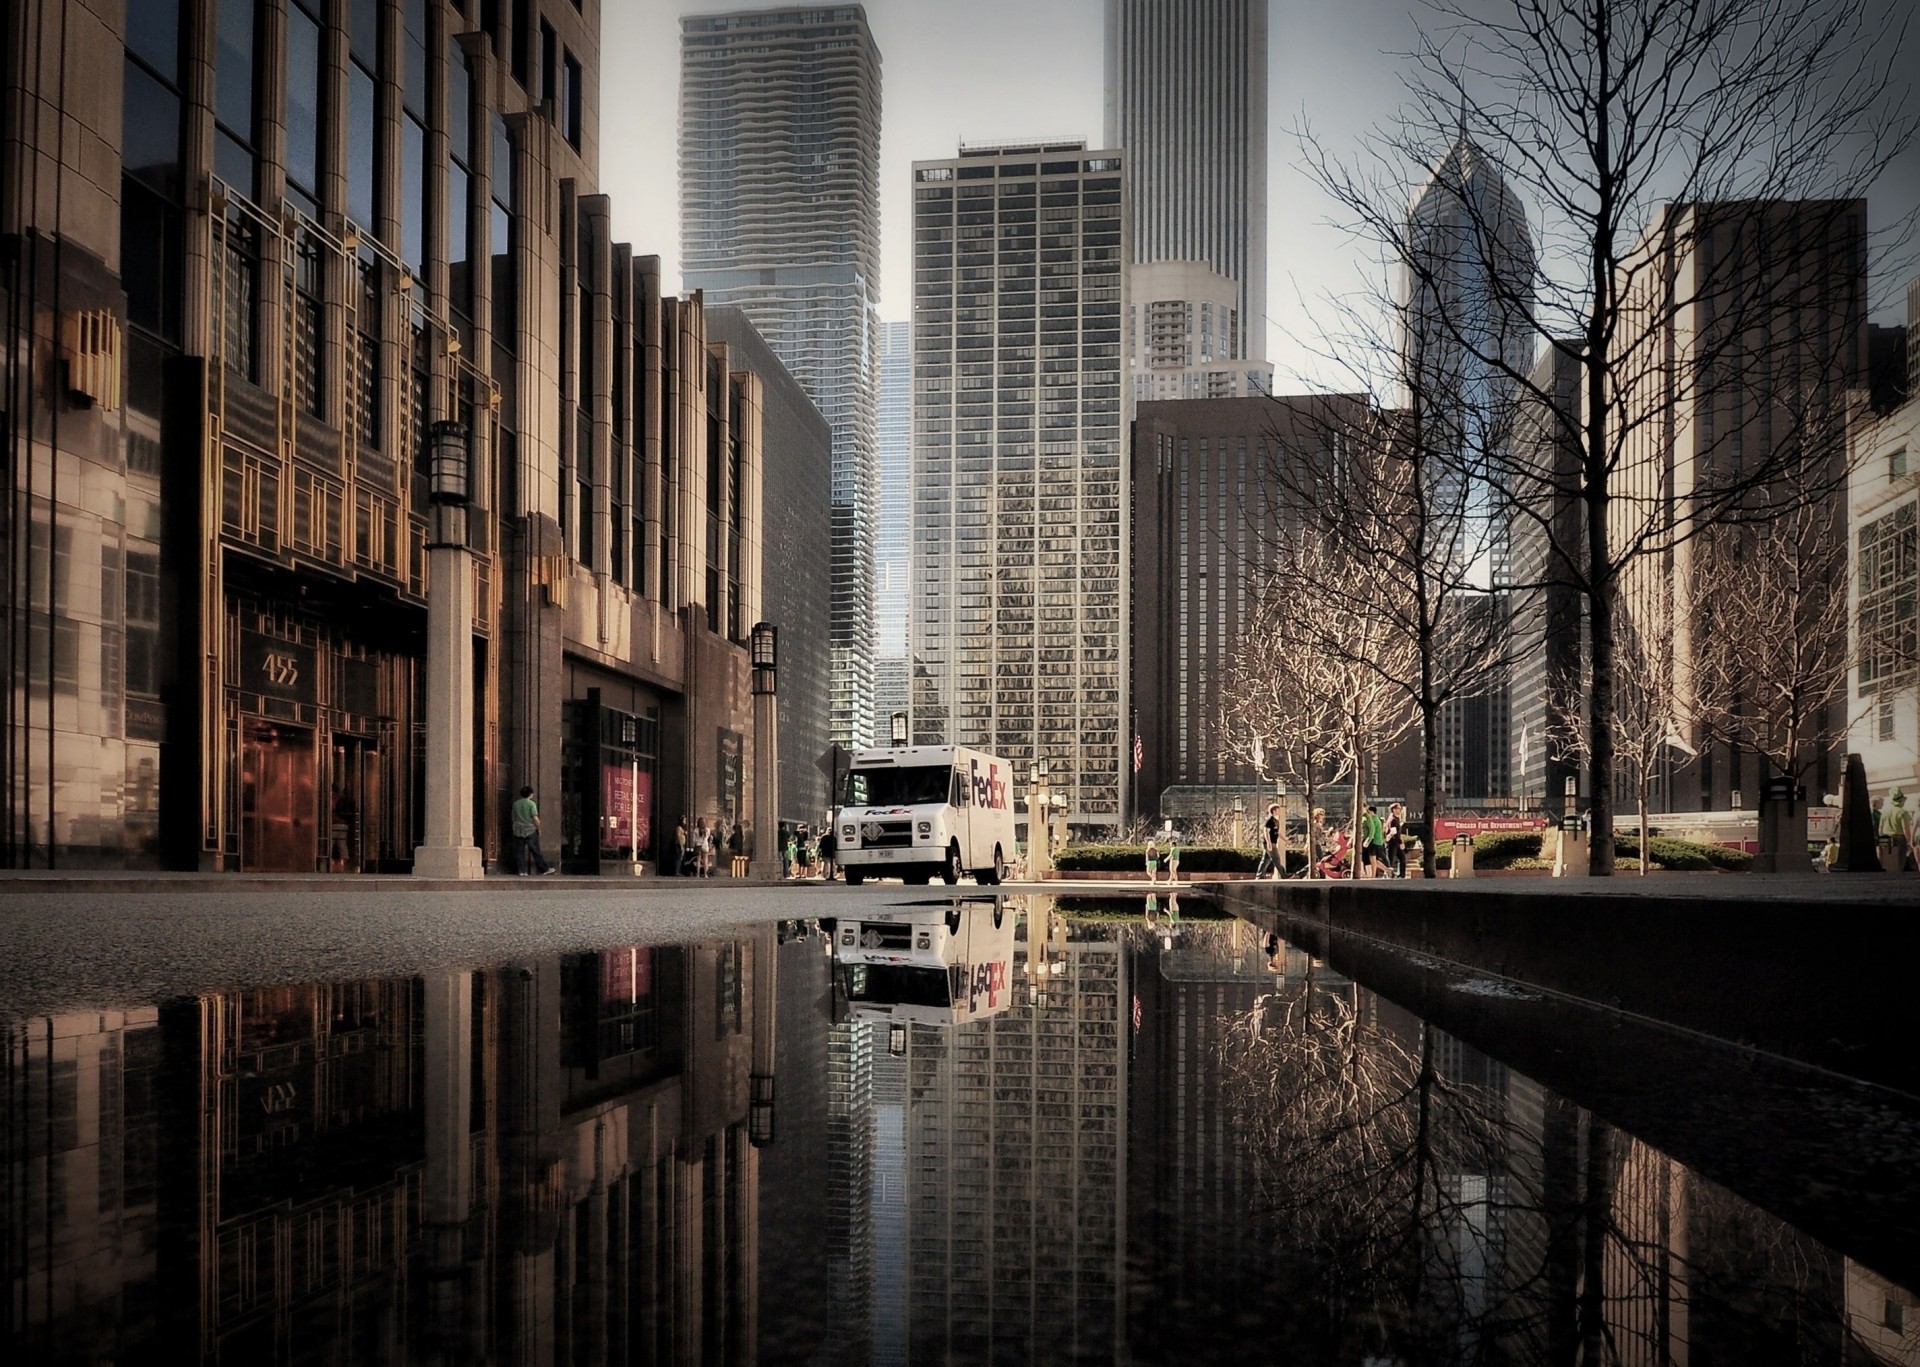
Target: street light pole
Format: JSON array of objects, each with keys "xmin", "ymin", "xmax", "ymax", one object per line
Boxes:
[
  {"xmin": 414, "ymin": 421, "xmax": 484, "ymax": 879},
  {"xmin": 750, "ymin": 623, "xmax": 780, "ymax": 879}
]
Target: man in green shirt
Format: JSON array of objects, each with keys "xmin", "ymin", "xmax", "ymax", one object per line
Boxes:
[
  {"xmin": 1360, "ymin": 804, "xmax": 1389, "ymax": 878},
  {"xmin": 510, "ymin": 786, "xmax": 554, "ymax": 875}
]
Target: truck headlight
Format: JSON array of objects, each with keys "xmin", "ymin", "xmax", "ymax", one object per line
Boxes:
[
  {"xmin": 917, "ymin": 821, "xmax": 931, "ymax": 836},
  {"xmin": 841, "ymin": 825, "xmax": 855, "ymax": 840}
]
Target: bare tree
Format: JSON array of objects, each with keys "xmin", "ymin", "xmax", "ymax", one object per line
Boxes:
[
  {"xmin": 1299, "ymin": 0, "xmax": 1914, "ymax": 873},
  {"xmin": 1225, "ymin": 536, "xmax": 1418, "ymax": 874},
  {"xmin": 1693, "ymin": 500, "xmax": 1854, "ymax": 795},
  {"xmin": 1255, "ymin": 348, "xmax": 1515, "ymax": 876},
  {"xmin": 1552, "ymin": 588, "xmax": 1695, "ymax": 873}
]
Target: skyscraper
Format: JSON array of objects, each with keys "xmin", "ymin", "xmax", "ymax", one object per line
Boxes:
[
  {"xmin": 874, "ymin": 321, "xmax": 913, "ymax": 726},
  {"xmin": 681, "ymin": 7, "xmax": 884, "ymax": 748},
  {"xmin": 1104, "ymin": 0, "xmax": 1268, "ymax": 358},
  {"xmin": 909, "ymin": 142, "xmax": 1129, "ymax": 830},
  {"xmin": 1403, "ymin": 130, "xmax": 1538, "ymax": 803}
]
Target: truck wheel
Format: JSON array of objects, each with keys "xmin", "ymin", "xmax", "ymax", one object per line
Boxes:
[
  {"xmin": 985, "ymin": 845, "xmax": 1006, "ymax": 886},
  {"xmin": 941, "ymin": 844, "xmax": 963, "ymax": 886},
  {"xmin": 845, "ymin": 868, "xmax": 864, "ymax": 887}
]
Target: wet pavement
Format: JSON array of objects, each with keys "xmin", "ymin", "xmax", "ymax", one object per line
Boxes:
[{"xmin": 4, "ymin": 885, "xmax": 1916, "ymax": 1364}]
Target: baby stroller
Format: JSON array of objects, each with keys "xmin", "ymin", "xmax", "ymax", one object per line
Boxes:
[{"xmin": 1313, "ymin": 828, "xmax": 1353, "ymax": 880}]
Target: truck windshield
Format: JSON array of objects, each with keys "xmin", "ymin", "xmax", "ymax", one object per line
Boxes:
[
  {"xmin": 844, "ymin": 765, "xmax": 953, "ymax": 807},
  {"xmin": 841, "ymin": 963, "xmax": 952, "ymax": 1007}
]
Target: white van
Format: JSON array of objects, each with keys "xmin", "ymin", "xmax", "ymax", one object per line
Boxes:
[
  {"xmin": 833, "ymin": 900, "xmax": 1017, "ymax": 1028},
  {"xmin": 835, "ymin": 744, "xmax": 1016, "ymax": 886}
]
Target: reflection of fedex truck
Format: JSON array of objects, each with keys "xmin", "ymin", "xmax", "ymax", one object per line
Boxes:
[
  {"xmin": 835, "ymin": 744, "xmax": 1016, "ymax": 885},
  {"xmin": 834, "ymin": 901, "xmax": 1017, "ymax": 1027}
]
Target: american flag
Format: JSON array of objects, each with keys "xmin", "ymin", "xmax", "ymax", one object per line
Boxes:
[{"xmin": 1131, "ymin": 735, "xmax": 1144, "ymax": 772}]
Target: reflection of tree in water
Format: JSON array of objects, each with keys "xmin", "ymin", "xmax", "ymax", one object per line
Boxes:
[
  {"xmin": 1218, "ymin": 971, "xmax": 1907, "ymax": 1365},
  {"xmin": 1221, "ymin": 979, "xmax": 1514, "ymax": 1362}
]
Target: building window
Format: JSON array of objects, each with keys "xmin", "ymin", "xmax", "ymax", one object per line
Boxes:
[
  {"xmin": 1892, "ymin": 447, "xmax": 1909, "ymax": 482},
  {"xmin": 562, "ymin": 52, "xmax": 582, "ymax": 150},
  {"xmin": 347, "ymin": 60, "xmax": 377, "ymax": 230},
  {"xmin": 1858, "ymin": 501, "xmax": 1917, "ymax": 696},
  {"xmin": 491, "ymin": 113, "xmax": 516, "ymax": 342},
  {"xmin": 291, "ymin": 228, "xmax": 326, "ymax": 417},
  {"xmin": 213, "ymin": 0, "xmax": 256, "ymax": 195},
  {"xmin": 217, "ymin": 209, "xmax": 258, "ymax": 379},
  {"xmin": 284, "ymin": 3, "xmax": 323, "ymax": 213}
]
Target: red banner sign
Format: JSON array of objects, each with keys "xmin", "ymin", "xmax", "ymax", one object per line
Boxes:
[{"xmin": 1431, "ymin": 816, "xmax": 1551, "ymax": 841}]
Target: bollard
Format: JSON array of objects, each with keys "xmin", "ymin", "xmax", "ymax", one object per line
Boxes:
[
  {"xmin": 731, "ymin": 855, "xmax": 750, "ymax": 878},
  {"xmin": 1449, "ymin": 833, "xmax": 1475, "ymax": 879},
  {"xmin": 1552, "ymin": 817, "xmax": 1589, "ymax": 877}
]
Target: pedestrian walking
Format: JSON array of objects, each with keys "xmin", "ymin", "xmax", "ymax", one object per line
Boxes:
[
  {"xmin": 510, "ymin": 786, "xmax": 555, "ymax": 875},
  {"xmin": 1888, "ymin": 790, "xmax": 1915, "ymax": 872},
  {"xmin": 1258, "ymin": 802, "xmax": 1283, "ymax": 879},
  {"xmin": 1384, "ymin": 802, "xmax": 1406, "ymax": 877},
  {"xmin": 785, "ymin": 828, "xmax": 800, "ymax": 878},
  {"xmin": 1360, "ymin": 804, "xmax": 1389, "ymax": 878},
  {"xmin": 696, "ymin": 818, "xmax": 716, "ymax": 877},
  {"xmin": 1144, "ymin": 838, "xmax": 1161, "ymax": 883},
  {"xmin": 1166, "ymin": 830, "xmax": 1181, "ymax": 883},
  {"xmin": 819, "ymin": 826, "xmax": 838, "ymax": 881}
]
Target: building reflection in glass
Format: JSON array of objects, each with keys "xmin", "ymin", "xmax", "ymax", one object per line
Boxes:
[{"xmin": 6, "ymin": 911, "xmax": 1919, "ymax": 1365}]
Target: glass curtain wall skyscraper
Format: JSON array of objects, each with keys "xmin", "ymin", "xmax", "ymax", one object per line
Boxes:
[
  {"xmin": 1403, "ymin": 131, "xmax": 1537, "ymax": 802},
  {"xmin": 875, "ymin": 320, "xmax": 913, "ymax": 725},
  {"xmin": 681, "ymin": 7, "xmax": 883, "ymax": 748},
  {"xmin": 910, "ymin": 143, "xmax": 1129, "ymax": 830},
  {"xmin": 1104, "ymin": 0, "xmax": 1268, "ymax": 360}
]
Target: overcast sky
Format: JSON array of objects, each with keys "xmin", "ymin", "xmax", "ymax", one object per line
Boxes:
[{"xmin": 599, "ymin": 0, "xmax": 1919, "ymax": 392}]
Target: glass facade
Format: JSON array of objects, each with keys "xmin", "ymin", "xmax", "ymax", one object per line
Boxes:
[{"xmin": 910, "ymin": 147, "xmax": 1127, "ymax": 828}]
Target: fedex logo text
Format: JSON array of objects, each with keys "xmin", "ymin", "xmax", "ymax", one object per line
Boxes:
[{"xmin": 968, "ymin": 759, "xmax": 1008, "ymax": 811}]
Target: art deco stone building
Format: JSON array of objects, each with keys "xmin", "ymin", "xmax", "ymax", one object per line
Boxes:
[
  {"xmin": 909, "ymin": 142, "xmax": 1129, "ymax": 831},
  {"xmin": 0, "ymin": 0, "xmax": 800, "ymax": 872}
]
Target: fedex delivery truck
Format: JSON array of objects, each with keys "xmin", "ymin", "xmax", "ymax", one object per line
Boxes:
[
  {"xmin": 832, "ymin": 900, "xmax": 1017, "ymax": 1028},
  {"xmin": 835, "ymin": 744, "xmax": 1016, "ymax": 886}
]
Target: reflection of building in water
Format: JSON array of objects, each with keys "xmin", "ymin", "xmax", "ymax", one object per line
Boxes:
[
  {"xmin": 757, "ymin": 931, "xmax": 843, "ymax": 1366},
  {"xmin": 1849, "ymin": 1261, "xmax": 1920, "ymax": 1365},
  {"xmin": 902, "ymin": 927, "xmax": 1125, "ymax": 1362},
  {"xmin": 1126, "ymin": 919, "xmax": 1277, "ymax": 1352},
  {"xmin": 4, "ymin": 1010, "xmax": 163, "ymax": 1362},
  {"xmin": 813, "ymin": 1019, "xmax": 876, "ymax": 1365},
  {"xmin": 869, "ymin": 1042, "xmax": 910, "ymax": 1367},
  {"xmin": 5, "ymin": 932, "xmax": 776, "ymax": 1365}
]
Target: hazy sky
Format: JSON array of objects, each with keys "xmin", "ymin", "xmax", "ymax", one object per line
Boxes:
[{"xmin": 599, "ymin": 0, "xmax": 1919, "ymax": 391}]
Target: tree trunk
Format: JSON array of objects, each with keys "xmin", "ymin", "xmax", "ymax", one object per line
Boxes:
[
  {"xmin": 1420, "ymin": 701, "xmax": 1440, "ymax": 878},
  {"xmin": 1638, "ymin": 781, "xmax": 1650, "ymax": 876},
  {"xmin": 1577, "ymin": 1116, "xmax": 1617, "ymax": 1366}
]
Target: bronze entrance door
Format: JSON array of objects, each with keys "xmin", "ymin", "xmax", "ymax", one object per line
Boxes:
[
  {"xmin": 328, "ymin": 735, "xmax": 382, "ymax": 872},
  {"xmin": 241, "ymin": 721, "xmax": 317, "ymax": 872}
]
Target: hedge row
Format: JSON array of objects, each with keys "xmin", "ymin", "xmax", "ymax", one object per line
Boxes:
[
  {"xmin": 1054, "ymin": 844, "xmax": 1307, "ymax": 874},
  {"xmin": 1431, "ymin": 830, "xmax": 1753, "ymax": 872}
]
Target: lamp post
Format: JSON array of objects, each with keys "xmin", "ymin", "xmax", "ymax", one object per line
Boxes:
[
  {"xmin": 413, "ymin": 420, "xmax": 483, "ymax": 879},
  {"xmin": 750, "ymin": 623, "xmax": 780, "ymax": 880},
  {"xmin": 1026, "ymin": 759, "xmax": 1051, "ymax": 878}
]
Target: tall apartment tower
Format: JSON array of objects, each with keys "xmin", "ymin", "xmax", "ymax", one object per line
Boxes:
[
  {"xmin": 874, "ymin": 321, "xmax": 913, "ymax": 726},
  {"xmin": 1104, "ymin": 0, "xmax": 1268, "ymax": 359},
  {"xmin": 681, "ymin": 7, "xmax": 884, "ymax": 749},
  {"xmin": 909, "ymin": 143, "xmax": 1129, "ymax": 830}
]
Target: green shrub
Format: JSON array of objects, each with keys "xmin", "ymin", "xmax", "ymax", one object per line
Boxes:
[
  {"xmin": 1614, "ymin": 834, "xmax": 1749, "ymax": 871},
  {"xmin": 1053, "ymin": 844, "xmax": 1284, "ymax": 874}
]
